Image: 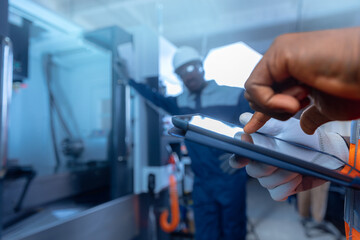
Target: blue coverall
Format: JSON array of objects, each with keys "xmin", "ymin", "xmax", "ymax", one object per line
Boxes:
[{"xmin": 129, "ymin": 79, "xmax": 253, "ymax": 240}]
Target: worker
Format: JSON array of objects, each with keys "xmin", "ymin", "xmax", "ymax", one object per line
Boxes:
[
  {"xmin": 230, "ymin": 27, "xmax": 360, "ymax": 239},
  {"xmin": 127, "ymin": 46, "xmax": 253, "ymax": 240}
]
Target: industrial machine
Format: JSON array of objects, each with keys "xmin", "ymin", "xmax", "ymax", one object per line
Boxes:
[{"xmin": 0, "ymin": 1, "xmax": 184, "ymax": 239}]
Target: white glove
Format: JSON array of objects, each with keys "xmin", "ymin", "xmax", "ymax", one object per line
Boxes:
[{"xmin": 230, "ymin": 112, "xmax": 349, "ymax": 201}]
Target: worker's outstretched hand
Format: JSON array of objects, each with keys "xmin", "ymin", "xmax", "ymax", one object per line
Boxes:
[
  {"xmin": 229, "ymin": 112, "xmax": 348, "ymax": 201},
  {"xmin": 244, "ymin": 27, "xmax": 360, "ymax": 135}
]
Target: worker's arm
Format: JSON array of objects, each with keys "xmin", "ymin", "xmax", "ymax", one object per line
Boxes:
[
  {"xmin": 129, "ymin": 79, "xmax": 180, "ymax": 115},
  {"xmin": 243, "ymin": 27, "xmax": 360, "ymax": 135}
]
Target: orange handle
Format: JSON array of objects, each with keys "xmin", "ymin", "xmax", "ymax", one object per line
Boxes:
[{"xmin": 160, "ymin": 175, "xmax": 180, "ymax": 232}]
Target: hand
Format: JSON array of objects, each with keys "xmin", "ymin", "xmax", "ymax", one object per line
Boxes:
[
  {"xmin": 229, "ymin": 112, "xmax": 348, "ymax": 201},
  {"xmin": 244, "ymin": 27, "xmax": 360, "ymax": 134}
]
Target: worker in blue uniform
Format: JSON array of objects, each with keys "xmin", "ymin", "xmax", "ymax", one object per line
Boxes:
[{"xmin": 128, "ymin": 46, "xmax": 253, "ymax": 240}]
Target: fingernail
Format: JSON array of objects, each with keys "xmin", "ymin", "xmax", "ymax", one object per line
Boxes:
[
  {"xmin": 239, "ymin": 112, "xmax": 253, "ymax": 126},
  {"xmin": 234, "ymin": 132, "xmax": 243, "ymax": 140}
]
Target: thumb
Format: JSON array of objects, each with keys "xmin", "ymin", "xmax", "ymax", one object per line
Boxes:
[{"xmin": 300, "ymin": 105, "xmax": 332, "ymax": 134}]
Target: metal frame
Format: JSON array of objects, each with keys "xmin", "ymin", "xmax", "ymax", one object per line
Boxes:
[
  {"xmin": 0, "ymin": 7, "xmax": 12, "ymax": 179},
  {"xmin": 85, "ymin": 27, "xmax": 133, "ymax": 199},
  {"xmin": 0, "ymin": 2, "xmax": 13, "ymax": 237},
  {"xmin": 3, "ymin": 195, "xmax": 139, "ymax": 240},
  {"xmin": 2, "ymin": 165, "xmax": 109, "ymax": 227},
  {"xmin": 0, "ymin": 0, "xmax": 9, "ymax": 37}
]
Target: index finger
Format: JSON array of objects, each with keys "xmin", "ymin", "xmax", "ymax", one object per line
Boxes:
[
  {"xmin": 243, "ymin": 112, "xmax": 271, "ymax": 133},
  {"xmin": 244, "ymin": 39, "xmax": 304, "ymax": 115}
]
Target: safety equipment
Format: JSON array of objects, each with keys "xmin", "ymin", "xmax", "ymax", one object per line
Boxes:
[
  {"xmin": 343, "ymin": 120, "xmax": 360, "ymax": 240},
  {"xmin": 172, "ymin": 46, "xmax": 202, "ymax": 71},
  {"xmin": 230, "ymin": 112, "xmax": 349, "ymax": 201},
  {"xmin": 175, "ymin": 63, "xmax": 204, "ymax": 78}
]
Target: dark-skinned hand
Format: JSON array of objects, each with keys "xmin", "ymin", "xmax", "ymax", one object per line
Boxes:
[{"xmin": 244, "ymin": 27, "xmax": 360, "ymax": 134}]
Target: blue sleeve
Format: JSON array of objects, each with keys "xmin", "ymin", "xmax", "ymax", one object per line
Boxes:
[{"xmin": 129, "ymin": 79, "xmax": 180, "ymax": 115}]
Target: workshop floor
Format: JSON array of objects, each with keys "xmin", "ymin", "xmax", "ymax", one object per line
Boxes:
[
  {"xmin": 3, "ymin": 178, "xmax": 345, "ymax": 240},
  {"xmin": 246, "ymin": 178, "xmax": 345, "ymax": 240}
]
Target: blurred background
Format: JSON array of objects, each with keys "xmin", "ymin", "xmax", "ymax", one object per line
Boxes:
[{"xmin": 0, "ymin": 0, "xmax": 359, "ymax": 239}]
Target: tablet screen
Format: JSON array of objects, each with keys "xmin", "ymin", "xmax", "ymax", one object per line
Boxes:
[
  {"xmin": 188, "ymin": 115, "xmax": 244, "ymax": 138},
  {"xmin": 184, "ymin": 115, "xmax": 347, "ymax": 171}
]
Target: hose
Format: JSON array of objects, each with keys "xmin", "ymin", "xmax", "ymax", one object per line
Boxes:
[{"xmin": 160, "ymin": 174, "xmax": 180, "ymax": 233}]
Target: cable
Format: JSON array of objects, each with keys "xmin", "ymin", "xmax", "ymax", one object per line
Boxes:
[
  {"xmin": 43, "ymin": 54, "xmax": 86, "ymax": 165},
  {"xmin": 51, "ymin": 76, "xmax": 81, "ymax": 138},
  {"xmin": 45, "ymin": 59, "xmax": 73, "ymax": 138},
  {"xmin": 43, "ymin": 55, "xmax": 61, "ymax": 167},
  {"xmin": 51, "ymin": 94, "xmax": 73, "ymax": 138}
]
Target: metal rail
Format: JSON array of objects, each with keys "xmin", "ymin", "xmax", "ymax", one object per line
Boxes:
[{"xmin": 0, "ymin": 36, "xmax": 13, "ymax": 177}]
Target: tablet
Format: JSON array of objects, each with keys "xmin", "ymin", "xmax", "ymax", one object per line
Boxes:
[{"xmin": 169, "ymin": 114, "xmax": 360, "ymax": 190}]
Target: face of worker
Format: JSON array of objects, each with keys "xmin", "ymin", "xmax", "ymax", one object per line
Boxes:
[{"xmin": 175, "ymin": 61, "xmax": 205, "ymax": 93}]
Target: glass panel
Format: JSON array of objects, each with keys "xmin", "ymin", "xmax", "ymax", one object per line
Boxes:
[{"xmin": 8, "ymin": 32, "xmax": 112, "ymax": 168}]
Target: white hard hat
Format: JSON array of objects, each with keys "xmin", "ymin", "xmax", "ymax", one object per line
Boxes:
[{"xmin": 172, "ymin": 46, "xmax": 202, "ymax": 71}]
